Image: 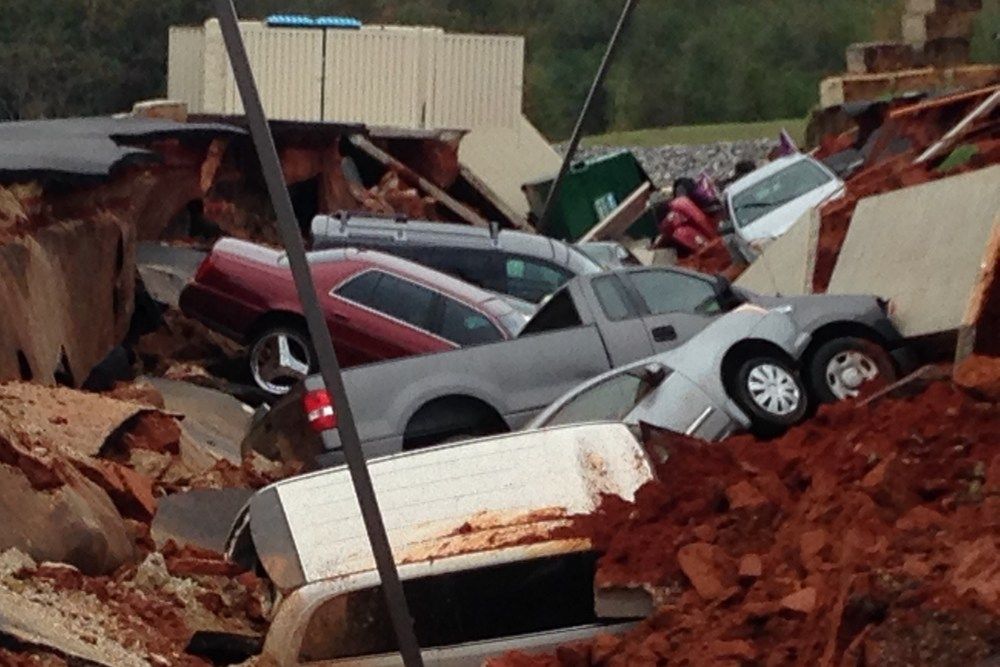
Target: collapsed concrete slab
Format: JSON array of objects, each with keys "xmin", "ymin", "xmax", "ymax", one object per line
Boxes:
[
  {"xmin": 0, "ymin": 462, "xmax": 137, "ymax": 575},
  {"xmin": 826, "ymin": 165, "xmax": 1000, "ymax": 340},
  {"xmin": 735, "ymin": 208, "xmax": 820, "ymax": 296}
]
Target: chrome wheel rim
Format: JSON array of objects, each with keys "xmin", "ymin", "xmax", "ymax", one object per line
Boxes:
[
  {"xmin": 825, "ymin": 351, "xmax": 879, "ymax": 400},
  {"xmin": 250, "ymin": 332, "xmax": 312, "ymax": 395},
  {"xmin": 747, "ymin": 363, "xmax": 801, "ymax": 417}
]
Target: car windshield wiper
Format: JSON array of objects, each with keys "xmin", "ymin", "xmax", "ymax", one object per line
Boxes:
[{"xmin": 735, "ymin": 195, "xmax": 798, "ymax": 212}]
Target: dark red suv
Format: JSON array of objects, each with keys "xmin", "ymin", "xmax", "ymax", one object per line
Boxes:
[{"xmin": 180, "ymin": 239, "xmax": 527, "ymax": 395}]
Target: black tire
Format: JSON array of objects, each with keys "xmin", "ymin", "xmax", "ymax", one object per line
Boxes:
[
  {"xmin": 807, "ymin": 337, "xmax": 895, "ymax": 404},
  {"xmin": 248, "ymin": 325, "xmax": 315, "ymax": 396},
  {"xmin": 731, "ymin": 355, "xmax": 809, "ymax": 436}
]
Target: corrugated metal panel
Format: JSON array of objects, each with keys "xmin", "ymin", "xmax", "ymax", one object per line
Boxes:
[
  {"xmin": 222, "ymin": 22, "xmax": 325, "ymax": 121},
  {"xmin": 427, "ymin": 34, "xmax": 524, "ymax": 130},
  {"xmin": 323, "ymin": 27, "xmax": 438, "ymax": 127},
  {"xmin": 167, "ymin": 26, "xmax": 205, "ymax": 112}
]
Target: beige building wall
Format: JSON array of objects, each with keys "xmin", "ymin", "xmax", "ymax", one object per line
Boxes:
[{"xmin": 171, "ymin": 20, "xmax": 524, "ymax": 130}]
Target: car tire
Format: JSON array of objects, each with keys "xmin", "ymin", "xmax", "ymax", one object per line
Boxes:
[
  {"xmin": 248, "ymin": 325, "xmax": 315, "ymax": 397},
  {"xmin": 807, "ymin": 337, "xmax": 895, "ymax": 403},
  {"xmin": 732, "ymin": 355, "xmax": 809, "ymax": 436}
]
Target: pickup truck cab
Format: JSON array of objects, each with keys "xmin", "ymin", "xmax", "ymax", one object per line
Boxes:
[{"xmin": 243, "ymin": 265, "xmax": 910, "ymax": 467}]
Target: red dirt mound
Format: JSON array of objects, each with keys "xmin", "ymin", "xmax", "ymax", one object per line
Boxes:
[{"xmin": 493, "ymin": 379, "xmax": 1000, "ymax": 666}]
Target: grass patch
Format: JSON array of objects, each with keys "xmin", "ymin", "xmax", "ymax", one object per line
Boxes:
[{"xmin": 583, "ymin": 118, "xmax": 807, "ymax": 147}]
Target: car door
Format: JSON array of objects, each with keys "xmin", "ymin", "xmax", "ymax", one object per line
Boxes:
[
  {"xmin": 581, "ymin": 275, "xmax": 655, "ymax": 366},
  {"xmin": 620, "ymin": 269, "xmax": 724, "ymax": 352}
]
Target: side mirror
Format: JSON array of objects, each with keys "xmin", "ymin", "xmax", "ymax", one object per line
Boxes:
[
  {"xmin": 714, "ymin": 275, "xmax": 742, "ymax": 310},
  {"xmin": 641, "ymin": 363, "xmax": 668, "ymax": 387}
]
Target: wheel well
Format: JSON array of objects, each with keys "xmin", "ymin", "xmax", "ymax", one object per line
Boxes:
[
  {"xmin": 801, "ymin": 322, "xmax": 887, "ymax": 371},
  {"xmin": 247, "ymin": 311, "xmax": 308, "ymax": 343},
  {"xmin": 720, "ymin": 339, "xmax": 797, "ymax": 400},
  {"xmin": 403, "ymin": 395, "xmax": 509, "ymax": 450}
]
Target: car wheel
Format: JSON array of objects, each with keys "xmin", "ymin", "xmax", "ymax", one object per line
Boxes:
[
  {"xmin": 808, "ymin": 337, "xmax": 895, "ymax": 403},
  {"xmin": 732, "ymin": 356, "xmax": 808, "ymax": 435},
  {"xmin": 249, "ymin": 326, "xmax": 314, "ymax": 396}
]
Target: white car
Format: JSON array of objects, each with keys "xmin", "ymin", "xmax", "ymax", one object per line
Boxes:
[
  {"xmin": 226, "ymin": 423, "xmax": 654, "ymax": 666},
  {"xmin": 725, "ymin": 154, "xmax": 844, "ymax": 258},
  {"xmin": 527, "ymin": 304, "xmax": 812, "ymax": 439}
]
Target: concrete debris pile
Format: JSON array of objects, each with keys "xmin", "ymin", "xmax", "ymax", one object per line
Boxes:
[
  {"xmin": 0, "ymin": 379, "xmax": 296, "ymax": 664},
  {"xmin": 492, "ymin": 372, "xmax": 1000, "ymax": 666},
  {"xmin": 819, "ymin": 0, "xmax": 997, "ymax": 111},
  {"xmin": 0, "ymin": 116, "xmax": 515, "ymax": 389}
]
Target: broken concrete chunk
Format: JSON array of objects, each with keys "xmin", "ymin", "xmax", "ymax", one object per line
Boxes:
[
  {"xmin": 0, "ymin": 463, "xmax": 136, "ymax": 575},
  {"xmin": 846, "ymin": 42, "xmax": 916, "ymax": 75}
]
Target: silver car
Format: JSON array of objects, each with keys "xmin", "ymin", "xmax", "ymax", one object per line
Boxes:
[{"xmin": 529, "ymin": 304, "xmax": 813, "ymax": 438}]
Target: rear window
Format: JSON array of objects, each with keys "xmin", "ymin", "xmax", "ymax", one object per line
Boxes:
[
  {"xmin": 520, "ymin": 290, "xmax": 583, "ymax": 336},
  {"xmin": 299, "ymin": 552, "xmax": 599, "ymax": 662},
  {"xmin": 438, "ymin": 299, "xmax": 504, "ymax": 346}
]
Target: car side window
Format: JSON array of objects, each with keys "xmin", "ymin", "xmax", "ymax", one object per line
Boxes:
[
  {"xmin": 438, "ymin": 298, "xmax": 504, "ymax": 346},
  {"xmin": 298, "ymin": 552, "xmax": 599, "ymax": 662},
  {"xmin": 505, "ymin": 256, "xmax": 572, "ymax": 303},
  {"xmin": 428, "ymin": 248, "xmax": 506, "ymax": 294},
  {"xmin": 628, "ymin": 270, "xmax": 722, "ymax": 316},
  {"xmin": 336, "ymin": 270, "xmax": 437, "ymax": 331},
  {"xmin": 520, "ymin": 289, "xmax": 583, "ymax": 336},
  {"xmin": 591, "ymin": 276, "xmax": 636, "ymax": 321},
  {"xmin": 334, "ymin": 270, "xmax": 382, "ymax": 306}
]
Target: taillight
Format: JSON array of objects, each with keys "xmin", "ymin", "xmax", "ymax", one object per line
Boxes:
[
  {"xmin": 194, "ymin": 255, "xmax": 214, "ymax": 283},
  {"xmin": 303, "ymin": 388, "xmax": 338, "ymax": 433}
]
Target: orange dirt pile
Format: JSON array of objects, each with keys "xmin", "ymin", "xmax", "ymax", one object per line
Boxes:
[{"xmin": 494, "ymin": 379, "xmax": 1000, "ymax": 666}]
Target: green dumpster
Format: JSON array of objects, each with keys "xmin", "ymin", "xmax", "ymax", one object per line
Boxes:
[{"xmin": 523, "ymin": 150, "xmax": 657, "ymax": 242}]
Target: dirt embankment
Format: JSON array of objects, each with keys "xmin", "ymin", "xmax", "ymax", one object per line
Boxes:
[{"xmin": 493, "ymin": 375, "xmax": 1000, "ymax": 667}]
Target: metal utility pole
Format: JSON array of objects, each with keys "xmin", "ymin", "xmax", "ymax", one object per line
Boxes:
[
  {"xmin": 212, "ymin": 3, "xmax": 424, "ymax": 665},
  {"xmin": 537, "ymin": 0, "xmax": 639, "ymax": 234}
]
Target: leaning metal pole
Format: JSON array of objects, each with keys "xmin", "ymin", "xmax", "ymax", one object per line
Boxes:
[
  {"xmin": 537, "ymin": 0, "xmax": 639, "ymax": 234},
  {"xmin": 212, "ymin": 3, "xmax": 424, "ymax": 665}
]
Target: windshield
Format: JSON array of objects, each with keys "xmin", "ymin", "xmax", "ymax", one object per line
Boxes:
[
  {"xmin": 730, "ymin": 159, "xmax": 833, "ymax": 228},
  {"xmin": 543, "ymin": 368, "xmax": 665, "ymax": 427}
]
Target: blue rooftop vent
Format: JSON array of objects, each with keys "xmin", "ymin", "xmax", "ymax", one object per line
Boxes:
[{"xmin": 266, "ymin": 14, "xmax": 362, "ymax": 29}]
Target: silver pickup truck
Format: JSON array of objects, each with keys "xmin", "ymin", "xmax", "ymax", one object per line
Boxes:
[{"xmin": 244, "ymin": 265, "xmax": 912, "ymax": 466}]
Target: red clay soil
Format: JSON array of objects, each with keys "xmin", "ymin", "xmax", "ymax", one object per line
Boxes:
[{"xmin": 492, "ymin": 377, "xmax": 1000, "ymax": 667}]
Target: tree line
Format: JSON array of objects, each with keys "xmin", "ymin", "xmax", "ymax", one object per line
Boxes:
[{"xmin": 1, "ymin": 0, "xmax": 997, "ymax": 137}]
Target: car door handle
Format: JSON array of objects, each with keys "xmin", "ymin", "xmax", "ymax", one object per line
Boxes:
[
  {"xmin": 331, "ymin": 312, "xmax": 350, "ymax": 323},
  {"xmin": 652, "ymin": 325, "xmax": 677, "ymax": 342}
]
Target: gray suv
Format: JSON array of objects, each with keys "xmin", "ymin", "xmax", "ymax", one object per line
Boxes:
[{"xmin": 311, "ymin": 213, "xmax": 602, "ymax": 303}]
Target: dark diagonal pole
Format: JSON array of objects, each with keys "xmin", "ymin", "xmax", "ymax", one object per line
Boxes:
[
  {"xmin": 212, "ymin": 3, "xmax": 424, "ymax": 665},
  {"xmin": 537, "ymin": 0, "xmax": 639, "ymax": 235}
]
